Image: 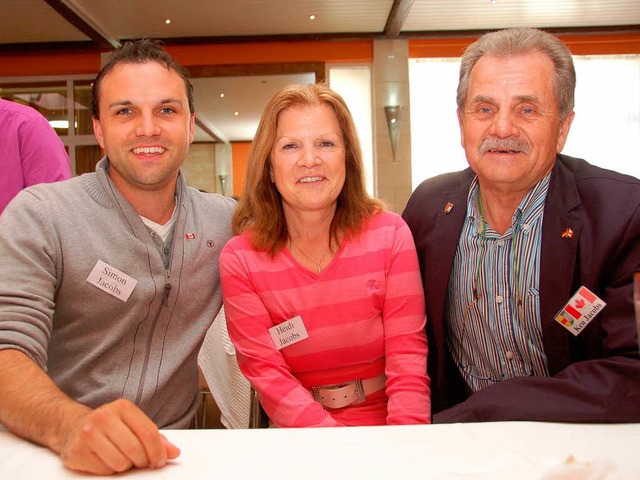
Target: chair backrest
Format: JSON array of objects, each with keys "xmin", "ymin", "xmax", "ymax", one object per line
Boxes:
[{"xmin": 198, "ymin": 307, "xmax": 253, "ymax": 428}]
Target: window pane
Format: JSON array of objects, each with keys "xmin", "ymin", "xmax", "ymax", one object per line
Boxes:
[
  {"xmin": 75, "ymin": 145, "xmax": 102, "ymax": 176},
  {"xmin": 565, "ymin": 55, "xmax": 640, "ymax": 180},
  {"xmin": 409, "ymin": 58, "xmax": 467, "ymax": 189},
  {"xmin": 74, "ymin": 80, "xmax": 94, "ymax": 136},
  {"xmin": 329, "ymin": 66, "xmax": 374, "ymax": 196},
  {"xmin": 0, "ymin": 82, "xmax": 69, "ymax": 135}
]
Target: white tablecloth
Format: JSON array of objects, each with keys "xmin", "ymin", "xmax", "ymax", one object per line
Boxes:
[{"xmin": 2, "ymin": 422, "xmax": 639, "ymax": 479}]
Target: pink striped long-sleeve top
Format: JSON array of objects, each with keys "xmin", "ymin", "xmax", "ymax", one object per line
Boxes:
[{"xmin": 220, "ymin": 210, "xmax": 430, "ymax": 427}]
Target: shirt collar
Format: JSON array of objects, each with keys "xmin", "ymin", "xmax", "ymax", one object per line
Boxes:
[{"xmin": 466, "ymin": 173, "xmax": 552, "ymax": 236}]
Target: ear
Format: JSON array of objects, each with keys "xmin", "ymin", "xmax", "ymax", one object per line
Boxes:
[
  {"xmin": 556, "ymin": 111, "xmax": 574, "ymax": 153},
  {"xmin": 457, "ymin": 108, "xmax": 466, "ymax": 149},
  {"xmin": 189, "ymin": 113, "xmax": 195, "ymax": 144},
  {"xmin": 92, "ymin": 117, "xmax": 106, "ymax": 150}
]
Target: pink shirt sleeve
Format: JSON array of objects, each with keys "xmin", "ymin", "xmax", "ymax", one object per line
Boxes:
[{"xmin": 382, "ymin": 220, "xmax": 431, "ymax": 424}]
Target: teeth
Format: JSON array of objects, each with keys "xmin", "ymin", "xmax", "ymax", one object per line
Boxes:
[
  {"xmin": 299, "ymin": 176, "xmax": 323, "ymax": 183},
  {"xmin": 133, "ymin": 146, "xmax": 165, "ymax": 154}
]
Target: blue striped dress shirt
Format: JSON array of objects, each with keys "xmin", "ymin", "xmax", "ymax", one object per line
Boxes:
[{"xmin": 447, "ymin": 174, "xmax": 551, "ymax": 392}]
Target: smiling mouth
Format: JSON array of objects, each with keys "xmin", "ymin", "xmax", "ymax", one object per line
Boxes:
[
  {"xmin": 132, "ymin": 146, "xmax": 166, "ymax": 155},
  {"xmin": 299, "ymin": 176, "xmax": 325, "ymax": 184}
]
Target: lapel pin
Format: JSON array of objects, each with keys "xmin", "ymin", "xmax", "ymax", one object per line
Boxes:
[
  {"xmin": 444, "ymin": 202, "xmax": 454, "ymax": 214},
  {"xmin": 185, "ymin": 232, "xmax": 196, "ymax": 240},
  {"xmin": 561, "ymin": 228, "xmax": 574, "ymax": 239}
]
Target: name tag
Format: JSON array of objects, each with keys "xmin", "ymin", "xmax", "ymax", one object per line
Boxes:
[
  {"xmin": 554, "ymin": 286, "xmax": 606, "ymax": 336},
  {"xmin": 86, "ymin": 259, "xmax": 138, "ymax": 302},
  {"xmin": 268, "ymin": 315, "xmax": 309, "ymax": 350}
]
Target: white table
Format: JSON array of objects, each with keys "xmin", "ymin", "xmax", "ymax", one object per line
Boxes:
[{"xmin": 2, "ymin": 422, "xmax": 639, "ymax": 479}]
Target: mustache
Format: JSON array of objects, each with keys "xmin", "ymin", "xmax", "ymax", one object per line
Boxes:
[{"xmin": 478, "ymin": 137, "xmax": 531, "ymax": 155}]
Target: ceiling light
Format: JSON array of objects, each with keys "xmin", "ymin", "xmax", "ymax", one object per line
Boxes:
[
  {"xmin": 309, "ymin": 14, "xmax": 316, "ymax": 20},
  {"xmin": 165, "ymin": 19, "xmax": 171, "ymax": 24},
  {"xmin": 234, "ymin": 112, "xmax": 239, "ymax": 116},
  {"xmin": 220, "ymin": 93, "xmax": 224, "ymax": 98}
]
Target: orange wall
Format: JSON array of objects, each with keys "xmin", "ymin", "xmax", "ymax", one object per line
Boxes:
[
  {"xmin": 409, "ymin": 32, "xmax": 640, "ymax": 58},
  {"xmin": 0, "ymin": 40, "xmax": 373, "ymax": 77},
  {"xmin": 2, "ymin": 33, "xmax": 637, "ymax": 76},
  {"xmin": 0, "ymin": 51, "xmax": 102, "ymax": 76},
  {"xmin": 231, "ymin": 141, "xmax": 252, "ymax": 197}
]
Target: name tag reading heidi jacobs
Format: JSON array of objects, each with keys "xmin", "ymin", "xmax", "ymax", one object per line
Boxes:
[
  {"xmin": 86, "ymin": 260, "xmax": 138, "ymax": 302},
  {"xmin": 554, "ymin": 286, "xmax": 606, "ymax": 336},
  {"xmin": 268, "ymin": 315, "xmax": 309, "ymax": 350}
]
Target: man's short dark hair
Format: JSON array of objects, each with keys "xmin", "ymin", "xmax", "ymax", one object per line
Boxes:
[{"xmin": 91, "ymin": 39, "xmax": 195, "ymax": 118}]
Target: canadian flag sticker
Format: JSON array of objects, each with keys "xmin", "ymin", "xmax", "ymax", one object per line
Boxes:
[{"xmin": 554, "ymin": 286, "xmax": 606, "ymax": 336}]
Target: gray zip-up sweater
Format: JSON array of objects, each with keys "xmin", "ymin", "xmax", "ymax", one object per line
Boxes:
[{"xmin": 0, "ymin": 158, "xmax": 235, "ymax": 428}]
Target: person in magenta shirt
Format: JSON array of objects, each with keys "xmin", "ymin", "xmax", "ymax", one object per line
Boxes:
[
  {"xmin": 220, "ymin": 83, "xmax": 430, "ymax": 427},
  {"xmin": 0, "ymin": 98, "xmax": 71, "ymax": 214}
]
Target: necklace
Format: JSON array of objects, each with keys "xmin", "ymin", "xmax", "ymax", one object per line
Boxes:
[{"xmin": 290, "ymin": 240, "xmax": 329, "ymax": 273}]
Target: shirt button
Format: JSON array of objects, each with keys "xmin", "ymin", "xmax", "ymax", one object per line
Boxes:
[
  {"xmin": 522, "ymin": 223, "xmax": 530, "ymax": 232},
  {"xmin": 505, "ymin": 351, "xmax": 514, "ymax": 360},
  {"xmin": 496, "ymin": 295, "xmax": 504, "ymax": 304},
  {"xmin": 497, "ymin": 240, "xmax": 505, "ymax": 247},
  {"xmin": 164, "ymin": 247, "xmax": 170, "ymax": 255}
]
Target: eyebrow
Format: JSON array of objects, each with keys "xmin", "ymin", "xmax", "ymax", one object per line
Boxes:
[
  {"xmin": 106, "ymin": 98, "xmax": 185, "ymax": 109},
  {"xmin": 469, "ymin": 94, "xmax": 541, "ymax": 105},
  {"xmin": 469, "ymin": 95, "xmax": 496, "ymax": 105}
]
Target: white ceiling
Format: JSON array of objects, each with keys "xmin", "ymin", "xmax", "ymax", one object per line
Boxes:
[{"xmin": 1, "ymin": 0, "xmax": 639, "ymax": 142}]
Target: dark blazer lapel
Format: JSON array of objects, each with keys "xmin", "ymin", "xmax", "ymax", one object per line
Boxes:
[
  {"xmin": 539, "ymin": 158, "xmax": 583, "ymax": 375},
  {"xmin": 426, "ymin": 171, "xmax": 474, "ymax": 409},
  {"xmin": 427, "ymin": 170, "xmax": 474, "ymax": 317}
]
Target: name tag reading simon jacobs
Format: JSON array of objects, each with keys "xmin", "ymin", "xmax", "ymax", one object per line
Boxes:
[
  {"xmin": 86, "ymin": 259, "xmax": 138, "ymax": 302},
  {"xmin": 268, "ymin": 315, "xmax": 309, "ymax": 350}
]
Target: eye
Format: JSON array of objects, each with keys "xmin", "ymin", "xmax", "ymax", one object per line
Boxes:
[
  {"xmin": 160, "ymin": 106, "xmax": 176, "ymax": 115},
  {"xmin": 521, "ymin": 107, "xmax": 535, "ymax": 114},
  {"xmin": 318, "ymin": 140, "xmax": 335, "ymax": 148},
  {"xmin": 116, "ymin": 108, "xmax": 133, "ymax": 116},
  {"xmin": 281, "ymin": 143, "xmax": 297, "ymax": 150}
]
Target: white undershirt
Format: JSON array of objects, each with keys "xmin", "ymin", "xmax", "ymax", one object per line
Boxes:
[{"xmin": 140, "ymin": 202, "xmax": 178, "ymax": 243}]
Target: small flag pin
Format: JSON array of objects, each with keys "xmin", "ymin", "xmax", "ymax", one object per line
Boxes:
[
  {"xmin": 444, "ymin": 202, "xmax": 454, "ymax": 214},
  {"xmin": 561, "ymin": 228, "xmax": 574, "ymax": 239}
]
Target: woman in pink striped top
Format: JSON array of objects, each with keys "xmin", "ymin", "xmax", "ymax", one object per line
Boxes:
[{"xmin": 219, "ymin": 83, "xmax": 430, "ymax": 427}]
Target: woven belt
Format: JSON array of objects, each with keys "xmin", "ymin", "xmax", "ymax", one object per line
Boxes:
[{"xmin": 310, "ymin": 374, "xmax": 386, "ymax": 410}]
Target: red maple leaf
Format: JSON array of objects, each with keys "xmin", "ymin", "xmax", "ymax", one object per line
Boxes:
[{"xmin": 574, "ymin": 298, "xmax": 586, "ymax": 309}]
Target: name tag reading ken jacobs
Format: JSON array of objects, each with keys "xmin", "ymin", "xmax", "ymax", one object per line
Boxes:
[
  {"xmin": 268, "ymin": 315, "xmax": 309, "ymax": 350},
  {"xmin": 86, "ymin": 260, "xmax": 138, "ymax": 302},
  {"xmin": 554, "ymin": 286, "xmax": 606, "ymax": 336}
]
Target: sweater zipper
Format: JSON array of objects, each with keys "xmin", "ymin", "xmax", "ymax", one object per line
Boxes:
[
  {"xmin": 134, "ymin": 268, "xmax": 172, "ymax": 405},
  {"xmin": 134, "ymin": 190, "xmax": 180, "ymax": 406}
]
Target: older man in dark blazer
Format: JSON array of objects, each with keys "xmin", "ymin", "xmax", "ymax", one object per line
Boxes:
[{"xmin": 403, "ymin": 28, "xmax": 640, "ymax": 423}]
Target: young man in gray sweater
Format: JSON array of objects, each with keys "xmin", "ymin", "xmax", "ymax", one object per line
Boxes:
[{"xmin": 0, "ymin": 40, "xmax": 235, "ymax": 474}]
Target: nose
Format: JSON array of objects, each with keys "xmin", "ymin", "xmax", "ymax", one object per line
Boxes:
[
  {"xmin": 134, "ymin": 111, "xmax": 161, "ymax": 137},
  {"xmin": 298, "ymin": 143, "xmax": 321, "ymax": 168},
  {"xmin": 489, "ymin": 109, "xmax": 517, "ymax": 138}
]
